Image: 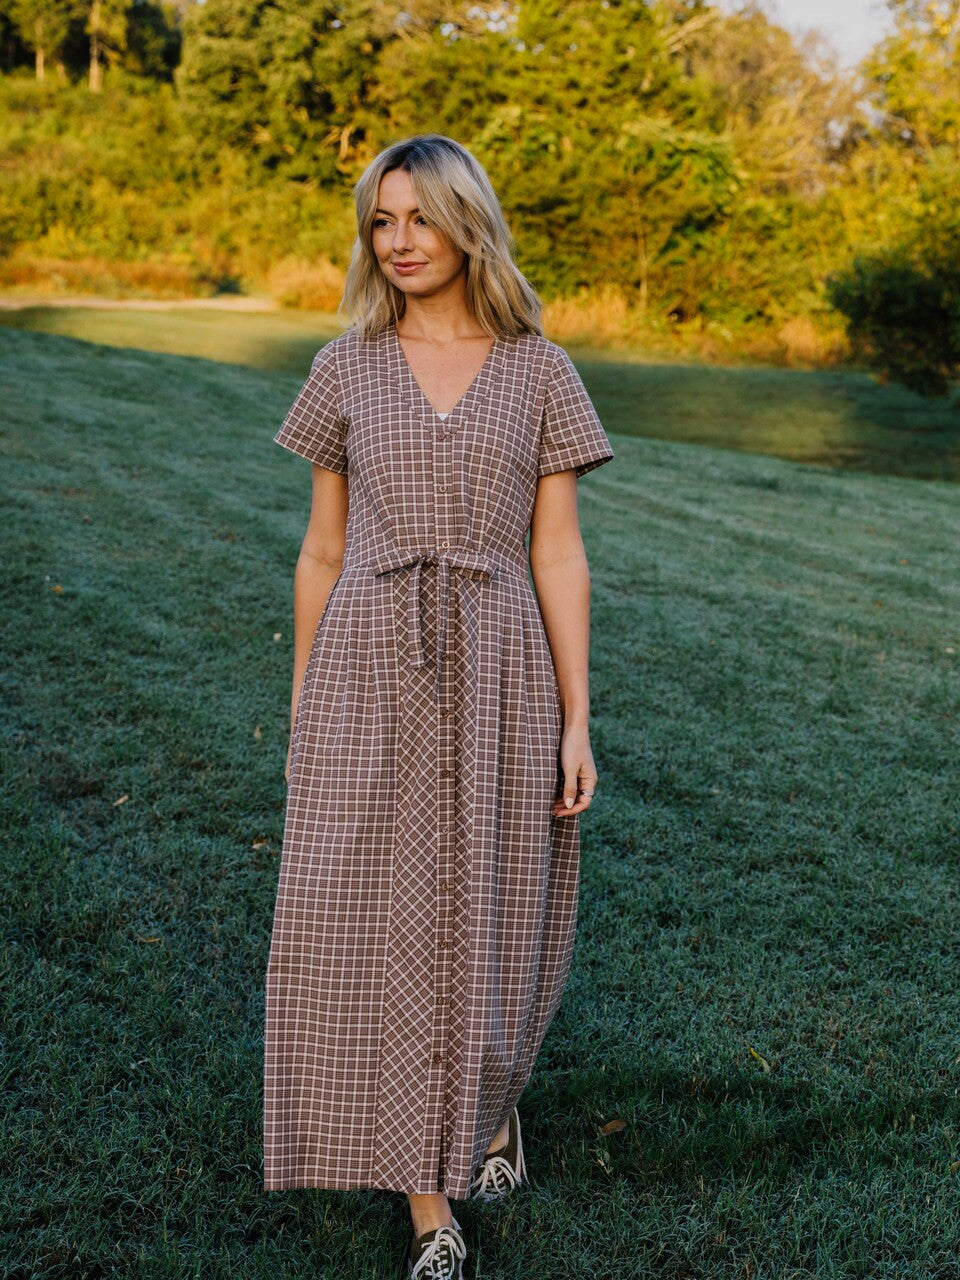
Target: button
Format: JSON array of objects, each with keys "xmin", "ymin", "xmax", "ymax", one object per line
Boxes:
[
  {"xmin": 440, "ymin": 707, "xmax": 451, "ymax": 717},
  {"xmin": 440, "ymin": 879, "xmax": 451, "ymax": 891},
  {"xmin": 438, "ymin": 939, "xmax": 449, "ymax": 949},
  {"xmin": 437, "ymin": 996, "xmax": 447, "ymax": 1006},
  {"xmin": 441, "ymin": 540, "xmax": 450, "ymax": 548},
  {"xmin": 440, "ymin": 824, "xmax": 449, "ymax": 834},
  {"xmin": 438, "ymin": 484, "xmax": 447, "ymax": 493},
  {"xmin": 440, "ymin": 768, "xmax": 451, "ymax": 778},
  {"xmin": 433, "ymin": 1052, "xmax": 444, "ymax": 1065}
]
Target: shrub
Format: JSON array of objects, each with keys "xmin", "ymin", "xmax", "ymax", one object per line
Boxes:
[{"xmin": 828, "ymin": 251, "xmax": 960, "ymax": 397}]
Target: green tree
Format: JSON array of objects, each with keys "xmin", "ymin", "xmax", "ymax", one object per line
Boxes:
[
  {"xmin": 176, "ymin": 0, "xmax": 410, "ymax": 179},
  {"xmin": 828, "ymin": 155, "xmax": 960, "ymax": 394},
  {"xmin": 87, "ymin": 0, "xmax": 128, "ymax": 90},
  {"xmin": 825, "ymin": 1, "xmax": 960, "ymax": 392},
  {"xmin": 463, "ymin": 2, "xmax": 738, "ymax": 306},
  {"xmin": 677, "ymin": 2, "xmax": 858, "ymax": 196},
  {"xmin": 828, "ymin": 249, "xmax": 960, "ymax": 396},
  {"xmin": 864, "ymin": 0, "xmax": 960, "ymax": 150},
  {"xmin": 1, "ymin": 0, "xmax": 76, "ymax": 79},
  {"xmin": 124, "ymin": 0, "xmax": 182, "ymax": 80}
]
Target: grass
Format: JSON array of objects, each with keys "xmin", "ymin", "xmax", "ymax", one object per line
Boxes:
[
  {"xmin": 2, "ymin": 304, "xmax": 960, "ymax": 481},
  {"xmin": 2, "ymin": 327, "xmax": 959, "ymax": 1278}
]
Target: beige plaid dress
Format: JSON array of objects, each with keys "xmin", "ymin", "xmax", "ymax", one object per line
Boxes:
[{"xmin": 263, "ymin": 322, "xmax": 614, "ymax": 1198}]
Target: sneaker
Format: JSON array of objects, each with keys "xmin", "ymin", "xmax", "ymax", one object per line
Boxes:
[
  {"xmin": 468, "ymin": 1105, "xmax": 527, "ymax": 1200},
  {"xmin": 406, "ymin": 1214, "xmax": 467, "ymax": 1279}
]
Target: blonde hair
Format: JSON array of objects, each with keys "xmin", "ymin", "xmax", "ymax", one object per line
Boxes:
[{"xmin": 339, "ymin": 134, "xmax": 543, "ymax": 340}]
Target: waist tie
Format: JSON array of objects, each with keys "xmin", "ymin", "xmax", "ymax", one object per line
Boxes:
[{"xmin": 368, "ymin": 549, "xmax": 501, "ymax": 675}]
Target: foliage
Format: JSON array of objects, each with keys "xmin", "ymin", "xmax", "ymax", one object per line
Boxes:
[
  {"xmin": 827, "ymin": 167, "xmax": 960, "ymax": 398},
  {"xmin": 0, "ymin": 0, "xmax": 182, "ymax": 80},
  {"xmin": 828, "ymin": 251, "xmax": 960, "ymax": 397},
  {"xmin": 863, "ymin": 0, "xmax": 960, "ymax": 150},
  {"xmin": 176, "ymin": 0, "xmax": 409, "ymax": 179},
  {"xmin": 821, "ymin": 1, "xmax": 960, "ymax": 392},
  {"xmin": 1, "ymin": 0, "xmax": 960, "ymax": 388}
]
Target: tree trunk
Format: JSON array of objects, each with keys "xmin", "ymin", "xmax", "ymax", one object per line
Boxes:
[
  {"xmin": 628, "ymin": 185, "xmax": 649, "ymax": 314},
  {"xmin": 89, "ymin": 1, "xmax": 102, "ymax": 92},
  {"xmin": 35, "ymin": 44, "xmax": 45, "ymax": 81}
]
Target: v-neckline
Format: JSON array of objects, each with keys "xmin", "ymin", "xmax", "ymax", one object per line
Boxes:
[{"xmin": 389, "ymin": 324, "xmax": 503, "ymax": 426}]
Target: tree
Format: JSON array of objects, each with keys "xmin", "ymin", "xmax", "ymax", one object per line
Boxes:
[
  {"xmin": 675, "ymin": 2, "xmax": 858, "ymax": 197},
  {"xmin": 828, "ymin": 250, "xmax": 960, "ymax": 396},
  {"xmin": 87, "ymin": 0, "xmax": 128, "ymax": 90},
  {"xmin": 827, "ymin": 155, "xmax": 960, "ymax": 395},
  {"xmin": 863, "ymin": 0, "xmax": 960, "ymax": 151},
  {"xmin": 1, "ymin": 0, "xmax": 76, "ymax": 78},
  {"xmin": 176, "ymin": 0, "xmax": 412, "ymax": 178},
  {"xmin": 124, "ymin": 0, "xmax": 182, "ymax": 80},
  {"xmin": 464, "ymin": 1, "xmax": 739, "ymax": 307}
]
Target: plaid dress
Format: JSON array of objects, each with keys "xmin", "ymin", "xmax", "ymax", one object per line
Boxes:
[{"xmin": 263, "ymin": 323, "xmax": 614, "ymax": 1198}]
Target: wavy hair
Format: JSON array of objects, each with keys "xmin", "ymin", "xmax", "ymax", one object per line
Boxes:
[{"xmin": 339, "ymin": 134, "xmax": 543, "ymax": 340}]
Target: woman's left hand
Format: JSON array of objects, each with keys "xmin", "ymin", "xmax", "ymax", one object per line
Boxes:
[{"xmin": 552, "ymin": 724, "xmax": 598, "ymax": 817}]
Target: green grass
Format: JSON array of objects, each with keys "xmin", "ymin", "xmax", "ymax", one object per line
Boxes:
[
  {"xmin": 2, "ymin": 327, "xmax": 959, "ymax": 1279},
  {"xmin": 3, "ymin": 304, "xmax": 960, "ymax": 481},
  {"xmin": 0, "ymin": 304, "xmax": 344, "ymax": 376}
]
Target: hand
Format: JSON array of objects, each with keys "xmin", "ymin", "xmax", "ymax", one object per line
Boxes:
[{"xmin": 552, "ymin": 724, "xmax": 598, "ymax": 817}]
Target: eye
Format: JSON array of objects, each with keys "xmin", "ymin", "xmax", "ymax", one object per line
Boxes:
[{"xmin": 372, "ymin": 217, "xmax": 389, "ymax": 228}]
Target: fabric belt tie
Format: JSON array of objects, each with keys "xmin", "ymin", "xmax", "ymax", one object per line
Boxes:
[{"xmin": 370, "ymin": 549, "xmax": 498, "ymax": 675}]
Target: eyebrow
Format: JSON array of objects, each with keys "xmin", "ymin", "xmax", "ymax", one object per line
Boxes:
[{"xmin": 374, "ymin": 207, "xmax": 420, "ymax": 215}]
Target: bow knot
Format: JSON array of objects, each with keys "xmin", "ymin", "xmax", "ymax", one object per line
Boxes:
[{"xmin": 371, "ymin": 549, "xmax": 496, "ymax": 679}]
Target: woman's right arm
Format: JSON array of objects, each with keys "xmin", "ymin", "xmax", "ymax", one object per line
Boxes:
[{"xmin": 286, "ymin": 463, "xmax": 349, "ymax": 781}]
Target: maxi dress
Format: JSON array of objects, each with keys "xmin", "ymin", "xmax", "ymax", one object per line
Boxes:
[{"xmin": 263, "ymin": 322, "xmax": 614, "ymax": 1199}]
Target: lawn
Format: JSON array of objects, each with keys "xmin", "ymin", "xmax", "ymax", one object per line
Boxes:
[
  {"xmin": 2, "ymin": 327, "xmax": 959, "ymax": 1278},
  {"xmin": 2, "ymin": 303, "xmax": 960, "ymax": 481}
]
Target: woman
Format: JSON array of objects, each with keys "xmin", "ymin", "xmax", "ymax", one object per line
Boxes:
[{"xmin": 263, "ymin": 133, "xmax": 614, "ymax": 1279}]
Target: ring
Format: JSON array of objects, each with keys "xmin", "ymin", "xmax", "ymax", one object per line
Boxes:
[{"xmin": 579, "ymin": 789, "xmax": 594, "ymax": 797}]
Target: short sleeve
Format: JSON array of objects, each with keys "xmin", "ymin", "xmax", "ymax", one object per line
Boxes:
[
  {"xmin": 538, "ymin": 346, "xmax": 615, "ymax": 478},
  {"xmin": 273, "ymin": 341, "xmax": 348, "ymax": 474}
]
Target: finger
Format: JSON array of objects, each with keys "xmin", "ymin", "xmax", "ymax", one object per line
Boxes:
[
  {"xmin": 553, "ymin": 794, "xmax": 587, "ymax": 816},
  {"xmin": 562, "ymin": 768, "xmax": 579, "ymax": 809}
]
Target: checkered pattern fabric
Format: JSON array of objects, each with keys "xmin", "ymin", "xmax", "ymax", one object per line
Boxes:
[{"xmin": 263, "ymin": 323, "xmax": 614, "ymax": 1197}]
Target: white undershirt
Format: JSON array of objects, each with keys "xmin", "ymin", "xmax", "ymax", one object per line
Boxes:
[{"xmin": 436, "ymin": 411, "xmax": 449, "ymax": 420}]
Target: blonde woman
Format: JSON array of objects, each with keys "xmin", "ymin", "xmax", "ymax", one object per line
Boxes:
[{"xmin": 263, "ymin": 134, "xmax": 614, "ymax": 1279}]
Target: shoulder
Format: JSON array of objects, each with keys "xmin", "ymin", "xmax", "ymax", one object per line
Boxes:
[
  {"xmin": 500, "ymin": 331, "xmax": 569, "ymax": 374},
  {"xmin": 311, "ymin": 328, "xmax": 356, "ymax": 365},
  {"xmin": 306, "ymin": 328, "xmax": 383, "ymax": 393},
  {"xmin": 314, "ymin": 325, "xmax": 393, "ymax": 370},
  {"xmin": 502, "ymin": 332, "xmax": 579, "ymax": 369}
]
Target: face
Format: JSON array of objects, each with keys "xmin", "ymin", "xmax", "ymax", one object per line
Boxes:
[{"xmin": 371, "ymin": 167, "xmax": 466, "ymax": 299}]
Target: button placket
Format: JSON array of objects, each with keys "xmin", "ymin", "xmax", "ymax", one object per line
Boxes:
[
  {"xmin": 434, "ymin": 429, "xmax": 454, "ymax": 577},
  {"xmin": 430, "ymin": 574, "xmax": 457, "ymax": 1175}
]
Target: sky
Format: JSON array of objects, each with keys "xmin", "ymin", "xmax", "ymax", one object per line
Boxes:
[{"xmin": 725, "ymin": 0, "xmax": 896, "ymax": 66}]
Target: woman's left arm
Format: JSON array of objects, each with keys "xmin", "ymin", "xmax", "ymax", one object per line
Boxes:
[{"xmin": 528, "ymin": 469, "xmax": 599, "ymax": 817}]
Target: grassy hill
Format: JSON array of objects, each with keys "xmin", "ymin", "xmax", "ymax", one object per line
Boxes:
[
  {"xmin": 2, "ymin": 328, "xmax": 959, "ymax": 1278},
  {"xmin": 3, "ymin": 303, "xmax": 960, "ymax": 481}
]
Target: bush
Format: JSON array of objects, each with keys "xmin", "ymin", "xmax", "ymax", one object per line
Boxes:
[{"xmin": 828, "ymin": 251, "xmax": 960, "ymax": 397}]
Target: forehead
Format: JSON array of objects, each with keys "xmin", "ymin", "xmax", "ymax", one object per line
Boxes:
[{"xmin": 376, "ymin": 167, "xmax": 418, "ymax": 211}]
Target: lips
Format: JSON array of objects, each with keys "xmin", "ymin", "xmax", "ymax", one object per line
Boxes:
[{"xmin": 393, "ymin": 261, "xmax": 427, "ymax": 271}]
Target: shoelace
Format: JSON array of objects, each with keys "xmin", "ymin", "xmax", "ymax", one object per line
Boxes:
[
  {"xmin": 410, "ymin": 1223, "xmax": 467, "ymax": 1279},
  {"xmin": 469, "ymin": 1151, "xmax": 520, "ymax": 1198}
]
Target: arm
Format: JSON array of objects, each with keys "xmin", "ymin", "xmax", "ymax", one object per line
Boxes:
[
  {"xmin": 286, "ymin": 463, "xmax": 349, "ymax": 781},
  {"xmin": 528, "ymin": 469, "xmax": 599, "ymax": 817}
]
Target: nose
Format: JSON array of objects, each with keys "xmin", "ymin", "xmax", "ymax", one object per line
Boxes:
[{"xmin": 392, "ymin": 220, "xmax": 414, "ymax": 253}]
